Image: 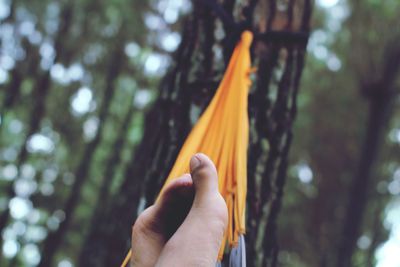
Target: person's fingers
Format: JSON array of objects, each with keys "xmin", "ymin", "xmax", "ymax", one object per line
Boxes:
[
  {"xmin": 154, "ymin": 174, "xmax": 194, "ymax": 237},
  {"xmin": 131, "ymin": 206, "xmax": 165, "ymax": 267},
  {"xmin": 156, "ymin": 153, "xmax": 228, "ymax": 267},
  {"xmin": 158, "ymin": 174, "xmax": 193, "ymax": 207},
  {"xmin": 131, "ymin": 174, "xmax": 194, "ymax": 267}
]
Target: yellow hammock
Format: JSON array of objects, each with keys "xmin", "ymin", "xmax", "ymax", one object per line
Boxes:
[{"xmin": 122, "ymin": 30, "xmax": 253, "ymax": 266}]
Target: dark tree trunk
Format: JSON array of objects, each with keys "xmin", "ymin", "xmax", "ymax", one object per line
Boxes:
[
  {"xmin": 246, "ymin": 1, "xmax": 312, "ymax": 266},
  {"xmin": 80, "ymin": 1, "xmax": 312, "ymax": 266},
  {"xmin": 80, "ymin": 12, "xmax": 201, "ymax": 265},
  {"xmin": 365, "ymin": 197, "xmax": 388, "ymax": 267},
  {"xmin": 77, "ymin": 103, "xmax": 136, "ymax": 265},
  {"xmin": 0, "ymin": 3, "xmax": 74, "ymax": 242},
  {"xmin": 37, "ymin": 32, "xmax": 126, "ymax": 267},
  {"xmin": 336, "ymin": 36, "xmax": 400, "ymax": 267},
  {"xmin": 0, "ymin": 37, "xmax": 40, "ymax": 120},
  {"xmin": 1, "ymin": 67, "xmax": 22, "ymax": 115}
]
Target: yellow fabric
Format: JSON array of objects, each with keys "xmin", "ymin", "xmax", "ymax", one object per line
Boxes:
[
  {"xmin": 121, "ymin": 31, "xmax": 253, "ymax": 266},
  {"xmin": 121, "ymin": 250, "xmax": 131, "ymax": 267}
]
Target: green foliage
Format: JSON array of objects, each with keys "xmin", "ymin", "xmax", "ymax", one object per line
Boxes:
[{"xmin": 0, "ymin": 0, "xmax": 399, "ymax": 266}]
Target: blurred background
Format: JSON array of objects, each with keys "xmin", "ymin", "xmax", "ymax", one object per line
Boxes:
[{"xmin": 0, "ymin": 0, "xmax": 399, "ymax": 266}]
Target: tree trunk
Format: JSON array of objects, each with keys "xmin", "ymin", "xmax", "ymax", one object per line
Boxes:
[
  {"xmin": 80, "ymin": 1, "xmax": 312, "ymax": 266},
  {"xmin": 77, "ymin": 103, "xmax": 136, "ymax": 265},
  {"xmin": 336, "ymin": 36, "xmax": 400, "ymax": 267},
  {"xmin": 37, "ymin": 31, "xmax": 126, "ymax": 267},
  {"xmin": 80, "ymin": 11, "xmax": 201, "ymax": 265},
  {"xmin": 0, "ymin": 3, "xmax": 74, "ymax": 241}
]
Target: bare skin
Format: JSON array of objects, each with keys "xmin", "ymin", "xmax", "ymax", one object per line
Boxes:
[{"xmin": 131, "ymin": 153, "xmax": 228, "ymax": 267}]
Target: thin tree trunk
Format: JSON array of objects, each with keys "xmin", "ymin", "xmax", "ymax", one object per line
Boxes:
[
  {"xmin": 336, "ymin": 92, "xmax": 391, "ymax": 267},
  {"xmin": 0, "ymin": 3, "xmax": 74, "ymax": 242},
  {"xmin": 365, "ymin": 197, "xmax": 388, "ymax": 267},
  {"xmin": 37, "ymin": 32, "xmax": 125, "ymax": 267},
  {"xmin": 336, "ymin": 37, "xmax": 400, "ymax": 267},
  {"xmin": 77, "ymin": 103, "xmax": 136, "ymax": 265},
  {"xmin": 0, "ymin": 37, "xmax": 40, "ymax": 117}
]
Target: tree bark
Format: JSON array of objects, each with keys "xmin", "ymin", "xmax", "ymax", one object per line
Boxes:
[{"xmin": 247, "ymin": 1, "xmax": 312, "ymax": 266}]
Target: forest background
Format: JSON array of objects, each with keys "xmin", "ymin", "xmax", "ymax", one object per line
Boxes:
[{"xmin": 0, "ymin": 0, "xmax": 399, "ymax": 266}]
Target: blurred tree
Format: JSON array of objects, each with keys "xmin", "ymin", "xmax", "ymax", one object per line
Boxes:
[
  {"xmin": 336, "ymin": 10, "xmax": 400, "ymax": 267},
  {"xmin": 0, "ymin": 0, "xmax": 75, "ymax": 249},
  {"xmin": 0, "ymin": 0, "xmax": 152, "ymax": 265},
  {"xmin": 277, "ymin": 1, "xmax": 400, "ymax": 267},
  {"xmin": 37, "ymin": 26, "xmax": 127, "ymax": 267}
]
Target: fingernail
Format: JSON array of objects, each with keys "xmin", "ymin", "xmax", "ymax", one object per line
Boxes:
[{"xmin": 190, "ymin": 154, "xmax": 201, "ymax": 170}]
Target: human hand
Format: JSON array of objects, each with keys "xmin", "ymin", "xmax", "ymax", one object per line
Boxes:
[{"xmin": 131, "ymin": 153, "xmax": 228, "ymax": 267}]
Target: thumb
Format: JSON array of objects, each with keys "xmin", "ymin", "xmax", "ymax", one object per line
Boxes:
[{"xmin": 190, "ymin": 153, "xmax": 219, "ymax": 199}]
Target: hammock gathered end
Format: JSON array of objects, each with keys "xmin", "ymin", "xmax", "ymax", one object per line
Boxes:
[{"xmin": 122, "ymin": 30, "xmax": 253, "ymax": 266}]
